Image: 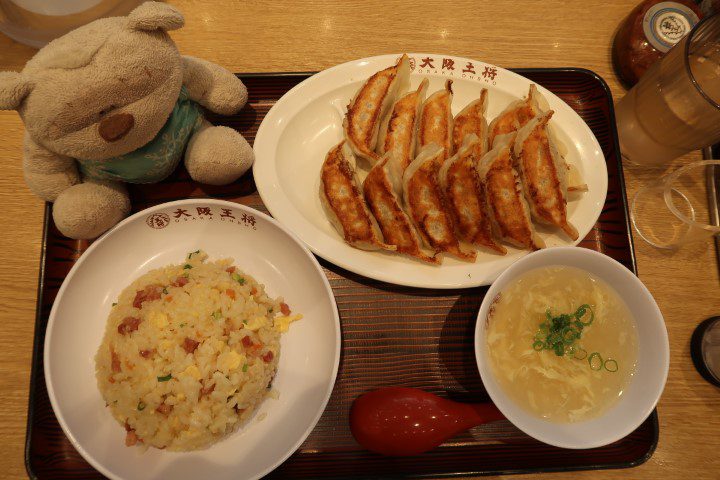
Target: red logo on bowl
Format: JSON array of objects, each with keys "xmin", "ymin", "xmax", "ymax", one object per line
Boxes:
[{"xmin": 146, "ymin": 213, "xmax": 170, "ymax": 229}]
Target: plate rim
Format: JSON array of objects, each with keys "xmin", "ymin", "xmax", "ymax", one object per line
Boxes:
[
  {"xmin": 252, "ymin": 53, "xmax": 608, "ymax": 289},
  {"xmin": 43, "ymin": 198, "xmax": 341, "ymax": 480}
]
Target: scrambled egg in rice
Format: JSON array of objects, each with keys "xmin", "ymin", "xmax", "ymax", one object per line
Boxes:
[{"xmin": 95, "ymin": 251, "xmax": 301, "ymax": 451}]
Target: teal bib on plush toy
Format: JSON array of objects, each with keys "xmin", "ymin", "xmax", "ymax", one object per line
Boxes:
[{"xmin": 77, "ymin": 86, "xmax": 202, "ymax": 184}]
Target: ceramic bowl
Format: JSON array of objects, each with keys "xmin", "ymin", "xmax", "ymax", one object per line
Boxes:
[
  {"xmin": 45, "ymin": 199, "xmax": 340, "ymax": 479},
  {"xmin": 474, "ymin": 247, "xmax": 668, "ymax": 449}
]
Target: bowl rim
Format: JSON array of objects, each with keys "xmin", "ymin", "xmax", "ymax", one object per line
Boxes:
[
  {"xmin": 43, "ymin": 198, "xmax": 341, "ymax": 480},
  {"xmin": 474, "ymin": 246, "xmax": 669, "ymax": 449}
]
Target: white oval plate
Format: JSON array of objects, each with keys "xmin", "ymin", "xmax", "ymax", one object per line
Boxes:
[
  {"xmin": 45, "ymin": 199, "xmax": 341, "ymax": 480},
  {"xmin": 253, "ymin": 53, "xmax": 608, "ymax": 288}
]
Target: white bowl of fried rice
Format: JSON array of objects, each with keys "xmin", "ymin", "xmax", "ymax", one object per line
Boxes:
[{"xmin": 45, "ymin": 199, "xmax": 341, "ymax": 480}]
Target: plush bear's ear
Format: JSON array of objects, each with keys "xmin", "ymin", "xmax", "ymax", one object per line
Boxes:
[
  {"xmin": 127, "ymin": 2, "xmax": 184, "ymax": 32},
  {"xmin": 0, "ymin": 71, "xmax": 32, "ymax": 110}
]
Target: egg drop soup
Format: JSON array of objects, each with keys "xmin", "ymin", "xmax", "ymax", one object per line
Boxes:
[{"xmin": 486, "ymin": 265, "xmax": 638, "ymax": 423}]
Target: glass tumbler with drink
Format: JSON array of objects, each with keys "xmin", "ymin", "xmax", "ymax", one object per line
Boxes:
[{"xmin": 616, "ymin": 13, "xmax": 720, "ymax": 165}]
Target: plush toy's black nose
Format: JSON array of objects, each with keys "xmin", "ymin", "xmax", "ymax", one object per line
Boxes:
[{"xmin": 99, "ymin": 113, "xmax": 134, "ymax": 142}]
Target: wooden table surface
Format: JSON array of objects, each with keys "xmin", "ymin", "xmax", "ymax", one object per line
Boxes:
[{"xmin": 1, "ymin": 1, "xmax": 718, "ymax": 478}]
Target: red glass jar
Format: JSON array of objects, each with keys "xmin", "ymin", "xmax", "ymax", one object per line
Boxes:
[{"xmin": 613, "ymin": 0, "xmax": 703, "ymax": 87}]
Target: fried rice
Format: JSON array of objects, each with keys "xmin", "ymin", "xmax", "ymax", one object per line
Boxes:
[{"xmin": 95, "ymin": 251, "xmax": 301, "ymax": 451}]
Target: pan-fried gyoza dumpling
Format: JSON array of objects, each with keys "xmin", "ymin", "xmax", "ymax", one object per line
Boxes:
[
  {"xmin": 376, "ymin": 78, "xmax": 429, "ymax": 196},
  {"xmin": 487, "ymin": 84, "xmax": 546, "ymax": 147},
  {"xmin": 439, "ymin": 134, "xmax": 506, "ymax": 255},
  {"xmin": 513, "ymin": 111, "xmax": 579, "ymax": 240},
  {"xmin": 363, "ymin": 153, "xmax": 439, "ymax": 264},
  {"xmin": 320, "ymin": 141, "xmax": 395, "ymax": 251},
  {"xmin": 478, "ymin": 133, "xmax": 545, "ymax": 250},
  {"xmin": 416, "ymin": 79, "xmax": 454, "ymax": 163},
  {"xmin": 452, "ymin": 88, "xmax": 489, "ymax": 159},
  {"xmin": 403, "ymin": 143, "xmax": 476, "ymax": 262},
  {"xmin": 344, "ymin": 54, "xmax": 411, "ymax": 165}
]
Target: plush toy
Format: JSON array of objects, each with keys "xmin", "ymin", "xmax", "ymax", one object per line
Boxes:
[{"xmin": 0, "ymin": 2, "xmax": 254, "ymax": 239}]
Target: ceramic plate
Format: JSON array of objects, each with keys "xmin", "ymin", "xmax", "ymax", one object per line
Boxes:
[
  {"xmin": 44, "ymin": 199, "xmax": 341, "ymax": 480},
  {"xmin": 253, "ymin": 53, "xmax": 608, "ymax": 288}
]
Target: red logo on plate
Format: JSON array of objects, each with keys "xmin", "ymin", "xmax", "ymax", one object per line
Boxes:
[
  {"xmin": 481, "ymin": 66, "xmax": 498, "ymax": 80},
  {"xmin": 146, "ymin": 213, "xmax": 170, "ymax": 229},
  {"xmin": 419, "ymin": 57, "xmax": 434, "ymax": 69},
  {"xmin": 442, "ymin": 58, "xmax": 455, "ymax": 70}
]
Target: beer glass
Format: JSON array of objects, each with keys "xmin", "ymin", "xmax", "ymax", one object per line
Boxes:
[{"xmin": 616, "ymin": 14, "xmax": 720, "ymax": 165}]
